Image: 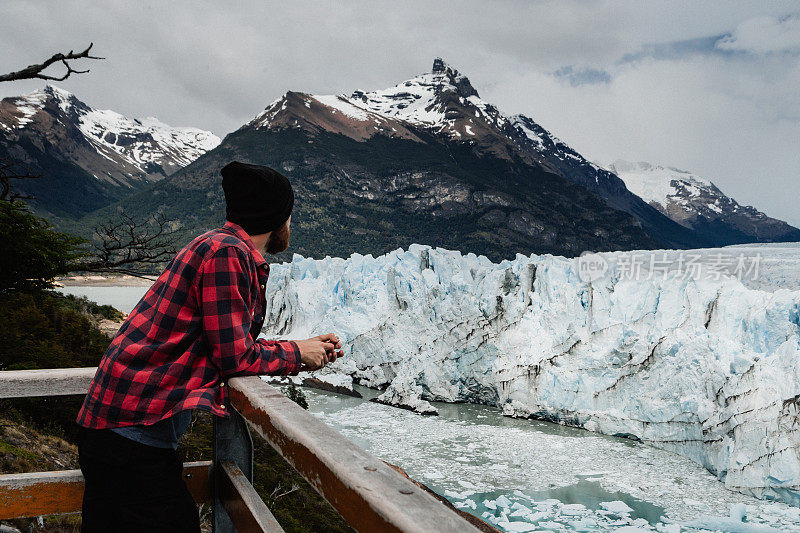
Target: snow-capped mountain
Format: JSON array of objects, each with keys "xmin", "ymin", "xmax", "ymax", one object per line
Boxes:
[
  {"xmin": 249, "ymin": 57, "xmax": 569, "ymax": 168},
  {"xmin": 0, "ymin": 85, "xmax": 219, "ymax": 218},
  {"xmin": 607, "ymin": 160, "xmax": 800, "ymax": 244},
  {"xmin": 83, "ymin": 58, "xmax": 796, "ymax": 259},
  {"xmin": 102, "ymin": 58, "xmax": 680, "ymax": 262},
  {"xmin": 250, "ymin": 58, "xmax": 635, "ymax": 197},
  {"xmin": 244, "ymin": 58, "xmax": 701, "ymax": 249}
]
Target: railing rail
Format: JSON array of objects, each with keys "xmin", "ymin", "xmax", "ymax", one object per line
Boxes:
[
  {"xmin": 0, "ymin": 367, "xmax": 96, "ymax": 399},
  {"xmin": 0, "ymin": 463, "xmax": 212, "ymax": 518},
  {"xmin": 0, "ymin": 368, "xmax": 482, "ymax": 533}
]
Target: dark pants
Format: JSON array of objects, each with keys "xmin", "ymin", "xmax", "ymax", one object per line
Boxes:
[{"xmin": 77, "ymin": 426, "xmax": 201, "ymax": 532}]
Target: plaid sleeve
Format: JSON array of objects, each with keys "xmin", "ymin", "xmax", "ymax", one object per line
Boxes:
[
  {"xmin": 200, "ymin": 245, "xmax": 301, "ymax": 378},
  {"xmin": 261, "ymin": 339, "xmax": 302, "ymax": 376}
]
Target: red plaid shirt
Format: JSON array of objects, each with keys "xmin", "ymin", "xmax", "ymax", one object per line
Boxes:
[{"xmin": 77, "ymin": 221, "xmax": 301, "ymax": 429}]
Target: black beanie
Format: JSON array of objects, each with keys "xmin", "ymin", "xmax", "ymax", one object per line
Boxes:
[{"xmin": 221, "ymin": 161, "xmax": 294, "ymax": 235}]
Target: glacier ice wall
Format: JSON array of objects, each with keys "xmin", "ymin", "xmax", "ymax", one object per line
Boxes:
[{"xmin": 262, "ymin": 244, "xmax": 800, "ymax": 505}]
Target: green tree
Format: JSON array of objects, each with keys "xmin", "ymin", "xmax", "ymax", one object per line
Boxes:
[
  {"xmin": 0, "ymin": 200, "xmax": 85, "ymax": 293},
  {"xmin": 286, "ymin": 382, "xmax": 309, "ymax": 409}
]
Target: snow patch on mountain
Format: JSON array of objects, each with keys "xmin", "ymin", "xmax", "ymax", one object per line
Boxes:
[
  {"xmin": 77, "ymin": 108, "xmax": 219, "ymax": 168},
  {"xmin": 346, "ymin": 66, "xmax": 479, "ymax": 133},
  {"xmin": 5, "ymin": 85, "xmax": 220, "ymax": 176},
  {"xmin": 310, "ymin": 94, "xmax": 371, "ymax": 121},
  {"xmin": 607, "ymin": 160, "xmax": 721, "ymax": 213},
  {"xmin": 250, "ymin": 58, "xmax": 527, "ymax": 145},
  {"xmin": 605, "ymin": 160, "xmax": 800, "ymax": 243},
  {"xmin": 262, "ymin": 243, "xmax": 800, "ymax": 506},
  {"xmin": 249, "ymin": 94, "xmax": 283, "ymax": 128}
]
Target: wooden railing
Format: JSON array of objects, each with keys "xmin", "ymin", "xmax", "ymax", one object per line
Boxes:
[{"xmin": 0, "ymin": 368, "xmax": 481, "ymax": 533}]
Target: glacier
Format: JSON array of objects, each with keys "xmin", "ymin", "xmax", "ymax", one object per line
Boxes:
[{"xmin": 261, "ymin": 243, "xmax": 800, "ymax": 506}]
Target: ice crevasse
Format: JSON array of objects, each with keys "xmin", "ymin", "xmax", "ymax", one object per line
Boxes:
[{"xmin": 261, "ymin": 244, "xmax": 800, "ymax": 506}]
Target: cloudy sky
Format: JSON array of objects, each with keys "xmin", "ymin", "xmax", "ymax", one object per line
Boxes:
[{"xmin": 2, "ymin": 1, "xmax": 799, "ymax": 226}]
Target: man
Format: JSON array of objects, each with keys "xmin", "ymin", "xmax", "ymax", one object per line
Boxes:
[{"xmin": 75, "ymin": 161, "xmax": 341, "ymax": 532}]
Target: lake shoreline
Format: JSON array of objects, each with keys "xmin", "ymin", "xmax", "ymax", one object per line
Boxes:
[{"xmin": 56, "ymin": 274, "xmax": 155, "ymax": 287}]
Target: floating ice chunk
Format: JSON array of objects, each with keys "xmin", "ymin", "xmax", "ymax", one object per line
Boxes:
[
  {"xmin": 600, "ymin": 500, "xmax": 634, "ymax": 514},
  {"xmin": 683, "ymin": 498, "xmax": 709, "ymax": 508},
  {"xmin": 567, "ymin": 518, "xmax": 598, "ymax": 531},
  {"xmin": 484, "ymin": 513, "xmax": 499, "ymax": 525},
  {"xmin": 373, "ymin": 386, "xmax": 438, "ymax": 415},
  {"xmin": 444, "ymin": 489, "xmax": 474, "ymax": 500},
  {"xmin": 497, "ymin": 521, "xmax": 538, "ymax": 532},
  {"xmin": 538, "ymin": 522, "xmax": 564, "ymax": 530},
  {"xmin": 681, "ymin": 515, "xmax": 781, "ymax": 532},
  {"xmin": 483, "ymin": 499, "xmax": 497, "ymax": 510},
  {"xmin": 510, "ymin": 502, "xmax": 532, "ymax": 514},
  {"xmin": 496, "ymin": 494, "xmax": 512, "ymax": 508},
  {"xmin": 453, "ymin": 498, "xmax": 476, "ymax": 510},
  {"xmin": 580, "ymin": 470, "xmax": 613, "ymax": 476},
  {"xmin": 730, "ymin": 503, "xmax": 747, "ymax": 521},
  {"xmin": 560, "ymin": 503, "xmax": 588, "ymax": 516}
]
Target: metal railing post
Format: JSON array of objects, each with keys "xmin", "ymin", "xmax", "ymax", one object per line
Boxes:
[{"xmin": 213, "ymin": 399, "xmax": 254, "ymax": 532}]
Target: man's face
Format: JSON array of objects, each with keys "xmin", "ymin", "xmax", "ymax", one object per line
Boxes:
[{"xmin": 264, "ymin": 216, "xmax": 291, "ymax": 255}]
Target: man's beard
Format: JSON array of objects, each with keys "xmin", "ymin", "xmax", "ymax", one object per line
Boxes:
[{"xmin": 264, "ymin": 223, "xmax": 290, "ymax": 255}]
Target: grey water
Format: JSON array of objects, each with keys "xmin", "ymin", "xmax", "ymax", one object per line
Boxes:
[
  {"xmin": 303, "ymin": 384, "xmax": 667, "ymax": 527},
  {"xmin": 57, "ymin": 285, "xmax": 149, "ymax": 314}
]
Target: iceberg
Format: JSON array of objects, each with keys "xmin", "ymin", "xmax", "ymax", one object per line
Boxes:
[{"xmin": 262, "ymin": 244, "xmax": 800, "ymax": 505}]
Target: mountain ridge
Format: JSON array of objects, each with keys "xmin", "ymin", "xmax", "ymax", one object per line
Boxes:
[
  {"xmin": 0, "ymin": 85, "xmax": 219, "ymax": 218},
  {"xmin": 607, "ymin": 159, "xmax": 800, "ymax": 245},
  {"xmin": 236, "ymin": 58, "xmax": 711, "ymax": 249},
  {"xmin": 6, "ymin": 59, "xmax": 797, "ymax": 258},
  {"xmin": 75, "ymin": 59, "xmax": 799, "ymax": 263}
]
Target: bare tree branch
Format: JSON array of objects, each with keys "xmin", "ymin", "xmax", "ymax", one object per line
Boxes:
[
  {"xmin": 0, "ymin": 43, "xmax": 103, "ymax": 83},
  {"xmin": 0, "ymin": 157, "xmax": 40, "ymax": 201},
  {"xmin": 74, "ymin": 211, "xmax": 178, "ymax": 277},
  {"xmin": 267, "ymin": 483, "xmax": 300, "ymax": 507}
]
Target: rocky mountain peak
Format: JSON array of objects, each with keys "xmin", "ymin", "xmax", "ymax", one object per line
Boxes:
[
  {"xmin": 431, "ymin": 57, "xmax": 448, "ymax": 74},
  {"xmin": 42, "ymin": 84, "xmax": 75, "ymax": 102},
  {"xmin": 249, "ymin": 59, "xmax": 485, "ymax": 140},
  {"xmin": 430, "ymin": 57, "xmax": 478, "ymax": 99},
  {"xmin": 14, "ymin": 85, "xmax": 85, "ymax": 114}
]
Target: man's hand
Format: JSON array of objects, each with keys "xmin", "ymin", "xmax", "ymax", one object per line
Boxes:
[{"xmin": 295, "ymin": 333, "xmax": 343, "ymax": 371}]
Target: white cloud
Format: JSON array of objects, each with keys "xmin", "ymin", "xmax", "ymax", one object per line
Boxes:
[
  {"xmin": 484, "ymin": 47, "xmax": 800, "ymax": 228},
  {"xmin": 716, "ymin": 14, "xmax": 800, "ymax": 54}
]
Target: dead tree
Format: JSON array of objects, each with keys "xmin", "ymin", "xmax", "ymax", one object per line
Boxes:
[
  {"xmin": 0, "ymin": 158, "xmax": 39, "ymax": 201},
  {"xmin": 1, "ymin": 160, "xmax": 178, "ymax": 277},
  {"xmin": 0, "ymin": 43, "xmax": 103, "ymax": 83},
  {"xmin": 75, "ymin": 211, "xmax": 178, "ymax": 278}
]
